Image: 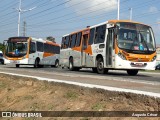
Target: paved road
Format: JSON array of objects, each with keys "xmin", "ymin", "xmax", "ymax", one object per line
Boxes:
[{"xmin": 0, "ymin": 65, "xmax": 160, "ymax": 95}]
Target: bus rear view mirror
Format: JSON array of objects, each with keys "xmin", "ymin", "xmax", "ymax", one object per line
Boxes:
[{"xmin": 3, "ymin": 40, "xmax": 7, "ymax": 46}]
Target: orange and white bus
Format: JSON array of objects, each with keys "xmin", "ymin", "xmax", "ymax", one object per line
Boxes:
[
  {"xmin": 4, "ymin": 37, "xmax": 60, "ymax": 68},
  {"xmin": 60, "ymin": 20, "xmax": 156, "ymax": 75}
]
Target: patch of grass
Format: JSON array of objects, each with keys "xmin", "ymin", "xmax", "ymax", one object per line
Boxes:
[
  {"xmin": 40, "ymin": 84, "xmax": 50, "ymax": 91},
  {"xmin": 0, "ymin": 81, "xmax": 6, "ymax": 89},
  {"xmin": 65, "ymin": 91, "xmax": 78, "ymax": 99},
  {"xmin": 48, "ymin": 104, "xmax": 55, "ymax": 110},
  {"xmin": 91, "ymin": 103, "xmax": 104, "ymax": 110},
  {"xmin": 30, "ymin": 103, "xmax": 40, "ymax": 111}
]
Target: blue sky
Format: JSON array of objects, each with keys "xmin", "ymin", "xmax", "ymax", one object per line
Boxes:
[{"xmin": 0, "ymin": 0, "xmax": 160, "ymax": 44}]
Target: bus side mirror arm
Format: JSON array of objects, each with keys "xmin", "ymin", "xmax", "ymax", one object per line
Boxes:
[
  {"xmin": 3, "ymin": 40, "xmax": 7, "ymax": 46},
  {"xmin": 114, "ymin": 26, "xmax": 119, "ymax": 35}
]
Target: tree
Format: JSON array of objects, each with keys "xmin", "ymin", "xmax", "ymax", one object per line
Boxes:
[
  {"xmin": 46, "ymin": 36, "xmax": 56, "ymax": 43},
  {"xmin": 0, "ymin": 43, "xmax": 5, "ymax": 52}
]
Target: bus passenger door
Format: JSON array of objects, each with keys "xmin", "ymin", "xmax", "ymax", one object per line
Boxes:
[
  {"xmin": 28, "ymin": 41, "xmax": 36, "ymax": 64},
  {"xmin": 106, "ymin": 29, "xmax": 114, "ymax": 67},
  {"xmin": 81, "ymin": 33, "xmax": 89, "ymax": 66}
]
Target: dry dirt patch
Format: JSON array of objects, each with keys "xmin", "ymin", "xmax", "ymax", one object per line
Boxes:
[{"xmin": 0, "ymin": 73, "xmax": 159, "ymax": 120}]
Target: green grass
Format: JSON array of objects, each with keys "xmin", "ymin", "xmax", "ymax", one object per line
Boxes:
[
  {"xmin": 0, "ymin": 81, "xmax": 6, "ymax": 89},
  {"xmin": 48, "ymin": 104, "xmax": 55, "ymax": 110},
  {"xmin": 91, "ymin": 103, "xmax": 104, "ymax": 111},
  {"xmin": 65, "ymin": 91, "xmax": 78, "ymax": 99}
]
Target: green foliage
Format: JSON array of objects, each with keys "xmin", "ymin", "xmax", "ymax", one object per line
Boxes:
[
  {"xmin": 0, "ymin": 43, "xmax": 5, "ymax": 52},
  {"xmin": 46, "ymin": 36, "xmax": 56, "ymax": 43}
]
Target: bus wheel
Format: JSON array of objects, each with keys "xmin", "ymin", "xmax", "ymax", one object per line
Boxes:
[
  {"xmin": 75, "ymin": 67, "xmax": 80, "ymax": 71},
  {"xmin": 55, "ymin": 60, "xmax": 59, "ymax": 68},
  {"xmin": 69, "ymin": 58, "xmax": 74, "ymax": 71},
  {"xmin": 97, "ymin": 58, "xmax": 107, "ymax": 74},
  {"xmin": 34, "ymin": 59, "xmax": 40, "ymax": 68},
  {"xmin": 127, "ymin": 70, "xmax": 138, "ymax": 76},
  {"xmin": 92, "ymin": 68, "xmax": 97, "ymax": 73},
  {"xmin": 1, "ymin": 60, "xmax": 4, "ymax": 65},
  {"xmin": 16, "ymin": 64, "xmax": 19, "ymax": 68}
]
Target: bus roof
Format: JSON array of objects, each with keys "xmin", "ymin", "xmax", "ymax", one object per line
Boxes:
[
  {"xmin": 8, "ymin": 36, "xmax": 60, "ymax": 47},
  {"xmin": 108, "ymin": 20, "xmax": 149, "ymax": 26},
  {"xmin": 63, "ymin": 19, "xmax": 150, "ymax": 37}
]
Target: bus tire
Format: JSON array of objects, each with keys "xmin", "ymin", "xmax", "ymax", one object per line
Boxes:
[
  {"xmin": 97, "ymin": 58, "xmax": 108, "ymax": 74},
  {"xmin": 34, "ymin": 59, "xmax": 40, "ymax": 68},
  {"xmin": 55, "ymin": 60, "xmax": 59, "ymax": 68},
  {"xmin": 92, "ymin": 68, "xmax": 97, "ymax": 73},
  {"xmin": 127, "ymin": 70, "xmax": 138, "ymax": 76},
  {"xmin": 74, "ymin": 67, "xmax": 80, "ymax": 71},
  {"xmin": 1, "ymin": 60, "xmax": 4, "ymax": 65},
  {"xmin": 16, "ymin": 64, "xmax": 19, "ymax": 68},
  {"xmin": 69, "ymin": 58, "xmax": 75, "ymax": 71}
]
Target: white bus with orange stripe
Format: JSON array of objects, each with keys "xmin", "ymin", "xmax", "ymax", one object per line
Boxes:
[
  {"xmin": 60, "ymin": 20, "xmax": 156, "ymax": 75},
  {"xmin": 4, "ymin": 37, "xmax": 60, "ymax": 68}
]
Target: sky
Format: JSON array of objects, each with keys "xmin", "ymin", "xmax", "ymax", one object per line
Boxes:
[{"xmin": 0, "ymin": 0, "xmax": 160, "ymax": 44}]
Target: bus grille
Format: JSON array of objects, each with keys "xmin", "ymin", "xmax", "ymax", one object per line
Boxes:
[{"xmin": 127, "ymin": 57, "xmax": 150, "ymax": 62}]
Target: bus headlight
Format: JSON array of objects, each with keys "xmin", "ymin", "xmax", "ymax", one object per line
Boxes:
[
  {"xmin": 151, "ymin": 55, "xmax": 156, "ymax": 62},
  {"xmin": 118, "ymin": 52, "xmax": 126, "ymax": 60}
]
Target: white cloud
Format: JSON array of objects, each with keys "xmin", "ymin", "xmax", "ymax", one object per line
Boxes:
[
  {"xmin": 65, "ymin": 0, "xmax": 117, "ymax": 15},
  {"xmin": 149, "ymin": 6, "xmax": 158, "ymax": 13}
]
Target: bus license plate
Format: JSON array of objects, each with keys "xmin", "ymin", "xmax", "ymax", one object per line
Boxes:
[
  {"xmin": 10, "ymin": 60, "xmax": 19, "ymax": 63},
  {"xmin": 135, "ymin": 63, "xmax": 143, "ymax": 67}
]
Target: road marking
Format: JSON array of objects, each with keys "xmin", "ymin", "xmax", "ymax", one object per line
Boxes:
[
  {"xmin": 0, "ymin": 71, "xmax": 160, "ymax": 98},
  {"xmin": 0, "ymin": 67, "xmax": 160, "ymax": 85}
]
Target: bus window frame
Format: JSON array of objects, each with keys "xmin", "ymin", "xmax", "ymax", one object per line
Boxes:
[
  {"xmin": 29, "ymin": 42, "xmax": 36, "ymax": 54},
  {"xmin": 88, "ymin": 28, "xmax": 95, "ymax": 45},
  {"xmin": 76, "ymin": 32, "xmax": 82, "ymax": 47}
]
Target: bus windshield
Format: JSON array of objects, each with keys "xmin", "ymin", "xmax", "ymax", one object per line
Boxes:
[
  {"xmin": 5, "ymin": 38, "xmax": 28, "ymax": 57},
  {"xmin": 117, "ymin": 22, "xmax": 156, "ymax": 54},
  {"xmin": 0, "ymin": 53, "xmax": 3, "ymax": 57}
]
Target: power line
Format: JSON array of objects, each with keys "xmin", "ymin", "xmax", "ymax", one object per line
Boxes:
[
  {"xmin": 25, "ymin": 0, "xmax": 90, "ymax": 21},
  {"xmin": 24, "ymin": 0, "xmax": 72, "ymax": 19},
  {"xmin": 28, "ymin": 0, "xmax": 158, "ymax": 27}
]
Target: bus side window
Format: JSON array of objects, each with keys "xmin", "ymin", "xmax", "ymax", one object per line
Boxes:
[
  {"xmin": 65, "ymin": 36, "xmax": 70, "ymax": 48},
  {"xmin": 76, "ymin": 32, "xmax": 82, "ymax": 47},
  {"xmin": 94, "ymin": 24, "xmax": 106, "ymax": 44},
  {"xmin": 61, "ymin": 37, "xmax": 65, "ymax": 49},
  {"xmin": 68, "ymin": 35, "xmax": 71, "ymax": 48},
  {"xmin": 71, "ymin": 34, "xmax": 76, "ymax": 48},
  {"xmin": 88, "ymin": 28, "xmax": 95, "ymax": 45},
  {"xmin": 83, "ymin": 34, "xmax": 88, "ymax": 50},
  {"xmin": 30, "ymin": 42, "xmax": 36, "ymax": 54},
  {"xmin": 37, "ymin": 42, "xmax": 44, "ymax": 52}
]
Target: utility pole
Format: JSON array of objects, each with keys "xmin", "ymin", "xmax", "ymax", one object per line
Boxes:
[
  {"xmin": 16, "ymin": 0, "xmax": 36, "ymax": 36},
  {"xmin": 129, "ymin": 8, "xmax": 132, "ymax": 21},
  {"xmin": 23, "ymin": 21, "xmax": 26, "ymax": 36},
  {"xmin": 117, "ymin": 0, "xmax": 120, "ymax": 20}
]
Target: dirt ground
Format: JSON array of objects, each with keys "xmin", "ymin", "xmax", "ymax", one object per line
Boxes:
[{"xmin": 0, "ymin": 73, "xmax": 160, "ymax": 120}]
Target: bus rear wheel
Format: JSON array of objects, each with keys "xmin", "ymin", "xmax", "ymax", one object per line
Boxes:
[
  {"xmin": 97, "ymin": 58, "xmax": 108, "ymax": 74},
  {"xmin": 69, "ymin": 58, "xmax": 75, "ymax": 71},
  {"xmin": 55, "ymin": 60, "xmax": 59, "ymax": 68},
  {"xmin": 92, "ymin": 68, "xmax": 97, "ymax": 73},
  {"xmin": 1, "ymin": 61, "xmax": 4, "ymax": 65},
  {"xmin": 34, "ymin": 59, "xmax": 40, "ymax": 68},
  {"xmin": 127, "ymin": 70, "xmax": 138, "ymax": 76},
  {"xmin": 16, "ymin": 64, "xmax": 19, "ymax": 68}
]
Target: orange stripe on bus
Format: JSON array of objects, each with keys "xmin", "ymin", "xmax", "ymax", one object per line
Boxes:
[{"xmin": 43, "ymin": 52, "xmax": 55, "ymax": 58}]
